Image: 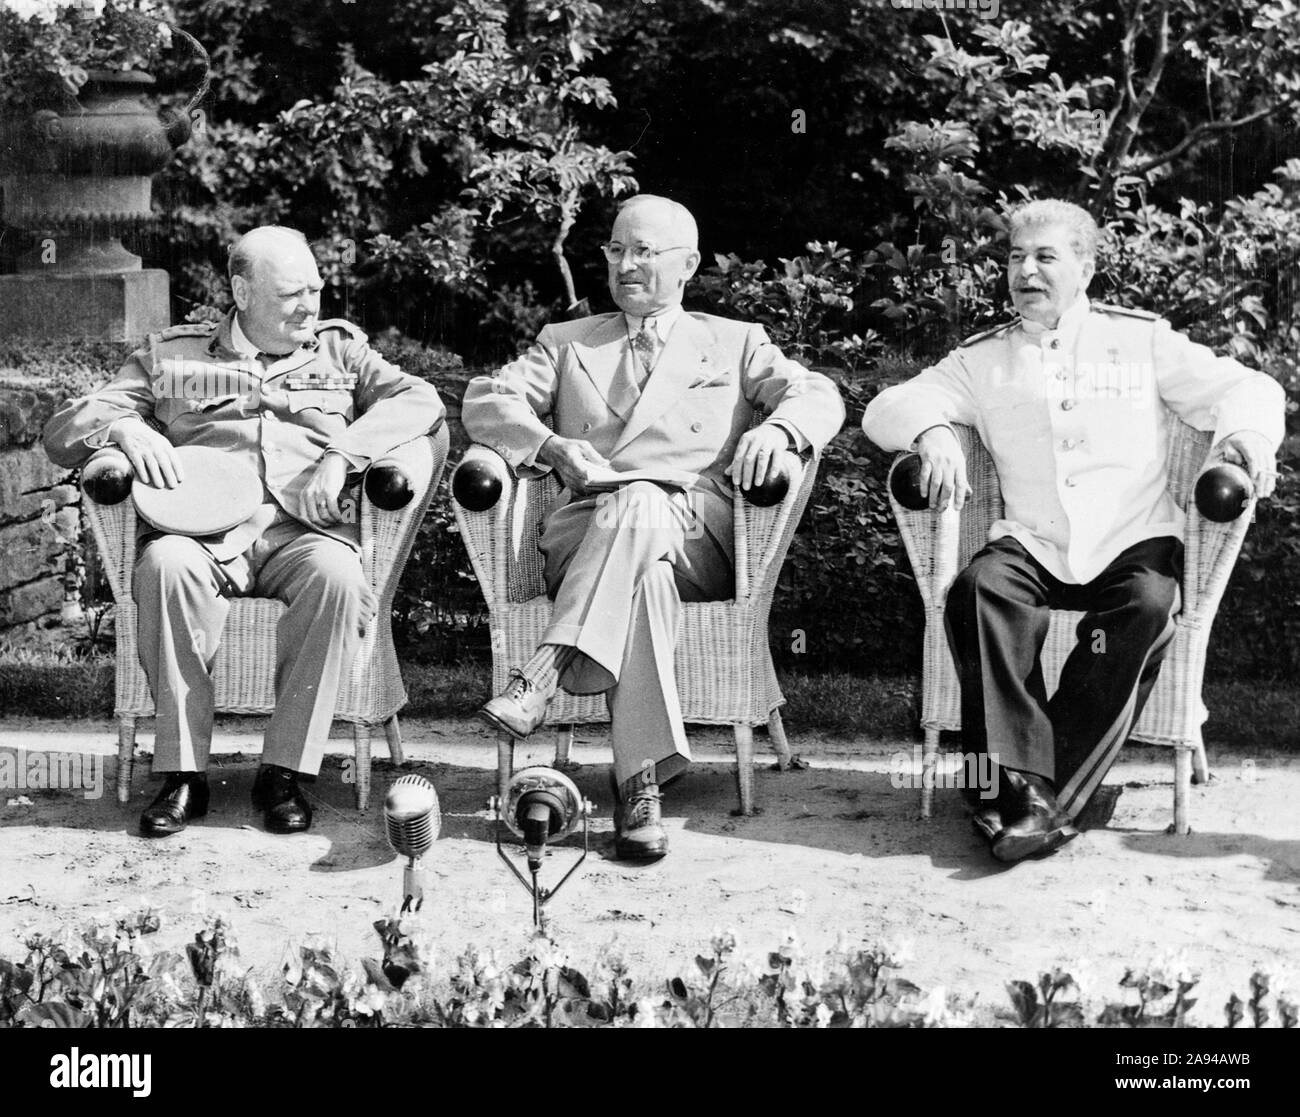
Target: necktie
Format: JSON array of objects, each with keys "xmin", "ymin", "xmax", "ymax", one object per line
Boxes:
[
  {"xmin": 608, "ymin": 318, "xmax": 660, "ymax": 419},
  {"xmin": 631, "ymin": 318, "xmax": 660, "ymax": 385}
]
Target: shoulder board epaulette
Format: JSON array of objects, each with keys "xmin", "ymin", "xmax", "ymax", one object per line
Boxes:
[
  {"xmin": 1092, "ymin": 303, "xmax": 1159, "ymax": 321},
  {"xmin": 157, "ymin": 322, "xmax": 217, "ymax": 341},
  {"xmin": 314, "ymin": 318, "xmax": 368, "ymax": 343},
  {"xmin": 958, "ymin": 321, "xmax": 1016, "ymax": 348}
]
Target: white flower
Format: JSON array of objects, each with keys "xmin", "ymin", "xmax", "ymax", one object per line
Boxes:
[
  {"xmin": 3, "ymin": 1, "xmax": 63, "ymax": 22},
  {"xmin": 879, "ymin": 934, "xmax": 916, "ymax": 968},
  {"xmin": 632, "ymin": 998, "xmax": 659, "ymax": 1028}
]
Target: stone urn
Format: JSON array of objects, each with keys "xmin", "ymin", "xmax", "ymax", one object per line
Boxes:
[{"xmin": 0, "ymin": 31, "xmax": 209, "ymax": 340}]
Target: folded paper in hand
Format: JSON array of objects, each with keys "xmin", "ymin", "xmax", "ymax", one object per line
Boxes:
[{"xmin": 580, "ymin": 464, "xmax": 700, "ymax": 491}]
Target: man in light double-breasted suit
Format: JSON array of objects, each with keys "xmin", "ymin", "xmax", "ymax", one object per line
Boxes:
[
  {"xmin": 862, "ymin": 199, "xmax": 1284, "ymax": 863},
  {"xmin": 462, "ymin": 194, "xmax": 844, "ymax": 860}
]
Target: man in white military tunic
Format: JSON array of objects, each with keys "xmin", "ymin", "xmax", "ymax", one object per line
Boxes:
[
  {"xmin": 44, "ymin": 227, "xmax": 446, "ymax": 837},
  {"xmin": 462, "ymin": 195, "xmax": 844, "ymax": 861},
  {"xmin": 862, "ymin": 200, "xmax": 1284, "ymax": 862}
]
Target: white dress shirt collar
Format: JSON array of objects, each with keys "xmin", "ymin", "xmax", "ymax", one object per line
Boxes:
[
  {"xmin": 230, "ymin": 313, "xmax": 261, "ymax": 359},
  {"xmin": 624, "ymin": 304, "xmax": 683, "ymax": 340}
]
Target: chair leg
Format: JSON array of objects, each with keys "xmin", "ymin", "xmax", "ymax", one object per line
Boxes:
[
  {"xmin": 1191, "ymin": 732, "xmax": 1210, "ymax": 786},
  {"xmin": 553, "ymin": 723, "xmax": 579, "ymax": 771},
  {"xmin": 920, "ymin": 727, "xmax": 940, "ymax": 820},
  {"xmin": 353, "ymin": 724, "xmax": 372, "ymax": 811},
  {"xmin": 116, "ymin": 717, "xmax": 135, "ymax": 805},
  {"xmin": 497, "ymin": 733, "xmax": 514, "ymax": 803},
  {"xmin": 1172, "ymin": 747, "xmax": 1191, "ymax": 836},
  {"xmin": 384, "ymin": 715, "xmax": 405, "ymax": 766},
  {"xmin": 733, "ymin": 724, "xmax": 755, "ymax": 817},
  {"xmin": 767, "ymin": 709, "xmax": 793, "ymax": 771}
]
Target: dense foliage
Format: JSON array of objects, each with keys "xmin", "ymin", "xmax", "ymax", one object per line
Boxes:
[{"xmin": 3, "ymin": 1, "xmax": 1298, "ymax": 676}]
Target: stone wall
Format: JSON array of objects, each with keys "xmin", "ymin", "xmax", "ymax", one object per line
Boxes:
[{"xmin": 0, "ymin": 373, "xmax": 79, "ymax": 634}]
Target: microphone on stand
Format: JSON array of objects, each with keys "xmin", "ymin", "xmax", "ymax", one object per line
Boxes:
[
  {"xmin": 490, "ymin": 767, "xmax": 593, "ymax": 926},
  {"xmin": 383, "ymin": 774, "xmax": 440, "ymax": 914}
]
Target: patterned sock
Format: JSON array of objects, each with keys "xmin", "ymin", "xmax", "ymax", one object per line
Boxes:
[{"xmin": 520, "ymin": 643, "xmax": 577, "ymax": 698}]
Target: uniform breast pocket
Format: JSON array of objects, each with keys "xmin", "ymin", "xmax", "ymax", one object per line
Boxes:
[
  {"xmin": 285, "ymin": 390, "xmax": 354, "ymax": 420},
  {"xmin": 155, "ymin": 394, "xmax": 240, "ymax": 424}
]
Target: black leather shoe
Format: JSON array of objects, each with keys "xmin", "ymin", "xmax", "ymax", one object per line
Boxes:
[
  {"xmin": 970, "ymin": 805, "xmax": 1003, "ymax": 843},
  {"xmin": 991, "ymin": 770, "xmax": 1078, "ymax": 863},
  {"xmin": 140, "ymin": 772, "xmax": 209, "ymax": 837},
  {"xmin": 610, "ymin": 772, "xmax": 668, "ymax": 862},
  {"xmin": 251, "ymin": 765, "xmax": 313, "ymax": 834}
]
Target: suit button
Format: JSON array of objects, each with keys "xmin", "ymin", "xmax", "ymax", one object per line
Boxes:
[
  {"xmin": 582, "ymin": 422, "xmax": 592, "ymax": 433},
  {"xmin": 1050, "ymin": 339, "xmax": 1061, "ymax": 349},
  {"xmin": 691, "ymin": 421, "xmax": 703, "ymax": 433},
  {"xmin": 1061, "ymin": 399, "xmax": 1076, "ymax": 410},
  {"xmin": 1062, "ymin": 438, "xmax": 1078, "ymax": 450},
  {"xmin": 1055, "ymin": 370, "xmax": 1067, "ymax": 379},
  {"xmin": 1064, "ymin": 477, "xmax": 1077, "ymax": 487}
]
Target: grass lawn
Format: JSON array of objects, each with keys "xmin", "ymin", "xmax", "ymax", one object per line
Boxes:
[{"xmin": 2, "ymin": 646, "xmax": 1296, "ymax": 751}]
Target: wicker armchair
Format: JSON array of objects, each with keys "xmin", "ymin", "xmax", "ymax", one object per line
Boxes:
[
  {"xmin": 887, "ymin": 417, "xmax": 1255, "ymax": 835},
  {"xmin": 452, "ymin": 444, "xmax": 819, "ymax": 815},
  {"xmin": 83, "ymin": 427, "xmax": 448, "ymax": 811}
]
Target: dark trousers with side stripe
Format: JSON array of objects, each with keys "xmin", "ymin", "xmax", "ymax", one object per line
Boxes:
[{"xmin": 944, "ymin": 535, "xmax": 1182, "ymax": 819}]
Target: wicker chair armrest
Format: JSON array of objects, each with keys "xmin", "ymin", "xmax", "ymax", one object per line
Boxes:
[
  {"xmin": 361, "ymin": 426, "xmax": 449, "ymax": 597},
  {"xmin": 733, "ymin": 453, "xmax": 820, "ymax": 601},
  {"xmin": 885, "ymin": 468, "xmax": 962, "ymax": 612},
  {"xmin": 79, "ymin": 450, "xmax": 139, "ymax": 603},
  {"xmin": 1179, "ymin": 495, "xmax": 1256, "ymax": 628}
]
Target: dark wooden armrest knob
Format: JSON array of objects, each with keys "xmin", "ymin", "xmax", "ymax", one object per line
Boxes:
[
  {"xmin": 82, "ymin": 449, "xmax": 134, "ymax": 505},
  {"xmin": 741, "ymin": 472, "xmax": 790, "ymax": 508},
  {"xmin": 365, "ymin": 460, "xmax": 414, "ymax": 511},
  {"xmin": 1194, "ymin": 463, "xmax": 1253, "ymax": 523},
  {"xmin": 889, "ymin": 452, "xmax": 931, "ymax": 512},
  {"xmin": 452, "ymin": 456, "xmax": 504, "ymax": 512}
]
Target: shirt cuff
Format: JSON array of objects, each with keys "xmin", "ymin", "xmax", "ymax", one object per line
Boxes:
[
  {"xmin": 767, "ymin": 420, "xmax": 807, "ymax": 452},
  {"xmin": 86, "ymin": 414, "xmax": 147, "ymax": 451},
  {"xmin": 910, "ymin": 423, "xmax": 956, "ymax": 450},
  {"xmin": 325, "ymin": 446, "xmax": 369, "ymax": 473}
]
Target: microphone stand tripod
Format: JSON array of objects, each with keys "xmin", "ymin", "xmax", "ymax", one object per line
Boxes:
[{"xmin": 491, "ymin": 802, "xmax": 591, "ymax": 926}]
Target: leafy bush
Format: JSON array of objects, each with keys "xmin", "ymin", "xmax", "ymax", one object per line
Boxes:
[{"xmin": 2, "ymin": 905, "xmax": 1294, "ymax": 1028}]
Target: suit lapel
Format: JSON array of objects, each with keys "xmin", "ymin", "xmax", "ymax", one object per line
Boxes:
[
  {"xmin": 612, "ymin": 314, "xmax": 715, "ymax": 454},
  {"xmin": 571, "ymin": 315, "xmax": 632, "ymax": 412}
]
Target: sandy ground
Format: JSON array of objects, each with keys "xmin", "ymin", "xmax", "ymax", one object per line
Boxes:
[{"xmin": 1, "ymin": 715, "xmax": 1297, "ymax": 1026}]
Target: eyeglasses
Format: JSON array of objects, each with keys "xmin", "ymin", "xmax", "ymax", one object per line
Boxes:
[{"xmin": 600, "ymin": 242, "xmax": 693, "ymax": 265}]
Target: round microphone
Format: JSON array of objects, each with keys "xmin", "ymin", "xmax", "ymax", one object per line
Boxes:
[{"xmin": 384, "ymin": 774, "xmax": 440, "ymax": 860}]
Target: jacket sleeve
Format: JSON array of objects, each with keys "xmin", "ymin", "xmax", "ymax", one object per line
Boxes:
[
  {"xmin": 740, "ymin": 325, "xmax": 846, "ymax": 453},
  {"xmin": 460, "ymin": 326, "xmax": 562, "ymax": 475},
  {"xmin": 860, "ymin": 349, "xmax": 982, "ymax": 453},
  {"xmin": 1151, "ymin": 321, "xmax": 1286, "ymax": 452},
  {"xmin": 325, "ymin": 336, "xmax": 447, "ymax": 467},
  {"xmin": 42, "ymin": 344, "xmax": 160, "ymax": 469}
]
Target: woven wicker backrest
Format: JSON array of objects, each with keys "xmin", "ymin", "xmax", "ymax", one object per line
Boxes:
[{"xmin": 954, "ymin": 411, "xmax": 1212, "ymax": 570}]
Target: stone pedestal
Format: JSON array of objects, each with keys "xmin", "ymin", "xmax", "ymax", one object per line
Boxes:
[{"xmin": 0, "ymin": 269, "xmax": 170, "ymax": 342}]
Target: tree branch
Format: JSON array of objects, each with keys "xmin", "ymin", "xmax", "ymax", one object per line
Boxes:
[{"xmin": 1128, "ymin": 104, "xmax": 1280, "ymax": 176}]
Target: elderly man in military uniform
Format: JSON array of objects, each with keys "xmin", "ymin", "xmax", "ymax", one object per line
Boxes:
[
  {"xmin": 862, "ymin": 199, "xmax": 1284, "ymax": 863},
  {"xmin": 462, "ymin": 194, "xmax": 844, "ymax": 862},
  {"xmin": 44, "ymin": 226, "xmax": 446, "ymax": 837}
]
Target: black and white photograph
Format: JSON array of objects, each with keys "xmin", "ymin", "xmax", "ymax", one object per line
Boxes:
[{"xmin": 0, "ymin": 0, "xmax": 1296, "ymax": 1073}]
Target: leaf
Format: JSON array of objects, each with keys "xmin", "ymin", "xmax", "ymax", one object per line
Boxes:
[
  {"xmin": 20, "ymin": 1002, "xmax": 91, "ymax": 1028},
  {"xmin": 1006, "ymin": 980, "xmax": 1039, "ymax": 1024}
]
